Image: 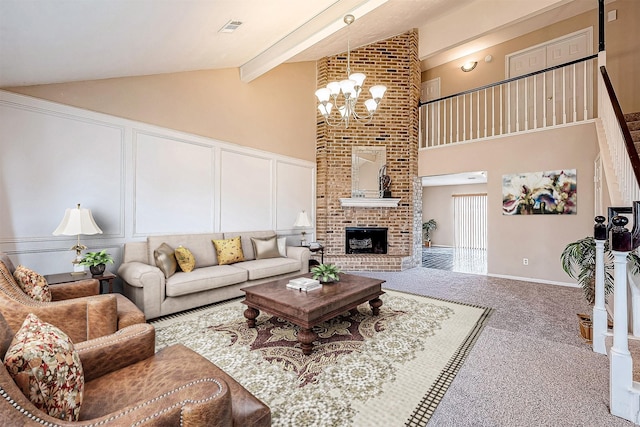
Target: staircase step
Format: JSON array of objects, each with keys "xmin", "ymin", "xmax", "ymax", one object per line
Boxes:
[
  {"xmin": 625, "ymin": 112, "xmax": 640, "ymax": 122},
  {"xmin": 633, "ymin": 130, "xmax": 640, "ymax": 143},
  {"xmin": 628, "ymin": 121, "xmax": 640, "ymax": 132}
]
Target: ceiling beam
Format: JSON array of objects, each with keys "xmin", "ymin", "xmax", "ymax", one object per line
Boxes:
[{"xmin": 240, "ymin": 0, "xmax": 388, "ymax": 83}]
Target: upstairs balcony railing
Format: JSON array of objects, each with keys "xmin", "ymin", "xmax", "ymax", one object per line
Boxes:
[{"xmin": 419, "ymin": 54, "xmax": 599, "ymax": 149}]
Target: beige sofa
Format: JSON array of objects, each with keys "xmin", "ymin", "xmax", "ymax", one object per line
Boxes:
[{"xmin": 118, "ymin": 231, "xmax": 310, "ymax": 319}]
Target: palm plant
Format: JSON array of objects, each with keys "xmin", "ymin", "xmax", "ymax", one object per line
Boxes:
[
  {"xmin": 561, "ymin": 236, "xmax": 640, "ymax": 304},
  {"xmin": 422, "ymin": 219, "xmax": 437, "ymax": 245}
]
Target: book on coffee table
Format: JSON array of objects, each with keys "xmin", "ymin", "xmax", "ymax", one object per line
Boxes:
[{"xmin": 287, "ymin": 277, "xmax": 321, "ymax": 291}]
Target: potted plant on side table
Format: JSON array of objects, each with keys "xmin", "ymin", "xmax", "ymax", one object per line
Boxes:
[
  {"xmin": 561, "ymin": 236, "xmax": 640, "ymax": 340},
  {"xmin": 80, "ymin": 250, "xmax": 114, "ymax": 277}
]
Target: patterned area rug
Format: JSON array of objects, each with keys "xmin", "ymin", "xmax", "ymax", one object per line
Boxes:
[{"xmin": 151, "ymin": 289, "xmax": 492, "ymax": 426}]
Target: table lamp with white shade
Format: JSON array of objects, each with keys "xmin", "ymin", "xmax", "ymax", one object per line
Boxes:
[
  {"xmin": 293, "ymin": 210, "xmax": 312, "ymax": 246},
  {"xmin": 53, "ymin": 203, "xmax": 103, "ymax": 274}
]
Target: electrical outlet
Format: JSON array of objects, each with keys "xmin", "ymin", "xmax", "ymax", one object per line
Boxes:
[{"xmin": 523, "ymin": 258, "xmax": 529, "ymax": 265}]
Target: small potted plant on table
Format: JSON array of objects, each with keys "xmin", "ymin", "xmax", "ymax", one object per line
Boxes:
[
  {"xmin": 311, "ymin": 263, "xmax": 342, "ymax": 284},
  {"xmin": 80, "ymin": 250, "xmax": 114, "ymax": 276}
]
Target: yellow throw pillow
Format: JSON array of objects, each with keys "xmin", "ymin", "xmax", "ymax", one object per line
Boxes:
[
  {"xmin": 212, "ymin": 236, "xmax": 245, "ymax": 265},
  {"xmin": 153, "ymin": 243, "xmax": 177, "ymax": 279},
  {"xmin": 251, "ymin": 236, "xmax": 281, "ymax": 260},
  {"xmin": 174, "ymin": 246, "xmax": 196, "ymax": 272}
]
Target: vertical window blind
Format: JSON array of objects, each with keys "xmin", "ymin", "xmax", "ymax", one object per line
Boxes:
[{"xmin": 453, "ymin": 193, "xmax": 487, "ymax": 249}]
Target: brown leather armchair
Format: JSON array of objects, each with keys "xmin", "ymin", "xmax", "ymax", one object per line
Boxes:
[
  {"xmin": 0, "ymin": 253, "xmax": 145, "ymax": 342},
  {"xmin": 0, "ymin": 311, "xmax": 271, "ymax": 426}
]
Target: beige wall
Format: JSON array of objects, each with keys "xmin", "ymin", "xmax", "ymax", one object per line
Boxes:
[
  {"xmin": 419, "ymin": 122, "xmax": 598, "ymax": 284},
  {"xmin": 423, "ymin": 183, "xmax": 488, "ymax": 247},
  {"xmin": 605, "ymin": 0, "xmax": 640, "ymax": 112},
  {"xmin": 422, "ymin": 0, "xmax": 639, "ymax": 113},
  {"xmin": 4, "ymin": 62, "xmax": 318, "ymax": 161}
]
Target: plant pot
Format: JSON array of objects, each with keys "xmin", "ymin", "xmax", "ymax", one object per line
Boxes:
[
  {"xmin": 90, "ymin": 264, "xmax": 106, "ymax": 277},
  {"xmin": 577, "ymin": 313, "xmax": 613, "ymax": 342}
]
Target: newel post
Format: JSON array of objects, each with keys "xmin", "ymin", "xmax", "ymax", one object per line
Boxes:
[
  {"xmin": 593, "ymin": 215, "xmax": 608, "ymax": 354},
  {"xmin": 609, "ymin": 215, "xmax": 636, "ymax": 420}
]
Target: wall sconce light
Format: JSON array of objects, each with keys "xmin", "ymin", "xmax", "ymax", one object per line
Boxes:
[{"xmin": 461, "ymin": 61, "xmax": 478, "ymax": 72}]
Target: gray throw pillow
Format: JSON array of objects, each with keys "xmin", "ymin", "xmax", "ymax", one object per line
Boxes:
[
  {"xmin": 251, "ymin": 236, "xmax": 281, "ymax": 260},
  {"xmin": 154, "ymin": 242, "xmax": 177, "ymax": 279}
]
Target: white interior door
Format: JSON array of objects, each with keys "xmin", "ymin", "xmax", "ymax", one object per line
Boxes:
[{"xmin": 506, "ymin": 28, "xmax": 592, "ymax": 129}]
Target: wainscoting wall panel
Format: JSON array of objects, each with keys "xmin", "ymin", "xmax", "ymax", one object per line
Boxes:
[
  {"xmin": 219, "ymin": 149, "xmax": 273, "ymax": 232},
  {"xmin": 0, "ymin": 90, "xmax": 315, "ymax": 276},
  {"xmin": 134, "ymin": 131, "xmax": 215, "ymax": 236}
]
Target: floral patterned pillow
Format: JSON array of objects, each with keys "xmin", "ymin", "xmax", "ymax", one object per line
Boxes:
[
  {"xmin": 13, "ymin": 265, "xmax": 52, "ymax": 302},
  {"xmin": 3, "ymin": 313, "xmax": 84, "ymax": 421},
  {"xmin": 212, "ymin": 236, "xmax": 245, "ymax": 265}
]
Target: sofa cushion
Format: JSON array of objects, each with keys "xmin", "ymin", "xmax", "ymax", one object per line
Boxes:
[
  {"xmin": 165, "ymin": 265, "xmax": 248, "ymax": 297},
  {"xmin": 153, "ymin": 243, "xmax": 177, "ymax": 279},
  {"xmin": 174, "ymin": 246, "xmax": 196, "ymax": 272},
  {"xmin": 4, "ymin": 313, "xmax": 84, "ymax": 421},
  {"xmin": 13, "ymin": 265, "xmax": 52, "ymax": 302},
  {"xmin": 212, "ymin": 236, "xmax": 245, "ymax": 265},
  {"xmin": 234, "ymin": 258, "xmax": 301, "ymax": 281},
  {"xmin": 251, "ymin": 236, "xmax": 281, "ymax": 260}
]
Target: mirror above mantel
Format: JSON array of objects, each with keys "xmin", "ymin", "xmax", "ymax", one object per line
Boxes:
[{"xmin": 340, "ymin": 146, "xmax": 400, "ymax": 208}]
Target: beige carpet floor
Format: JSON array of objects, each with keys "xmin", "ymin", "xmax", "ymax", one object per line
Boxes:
[{"xmin": 151, "ymin": 289, "xmax": 491, "ymax": 427}]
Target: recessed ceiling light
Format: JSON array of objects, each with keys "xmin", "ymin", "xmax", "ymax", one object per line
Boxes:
[{"xmin": 219, "ymin": 20, "xmax": 243, "ymax": 33}]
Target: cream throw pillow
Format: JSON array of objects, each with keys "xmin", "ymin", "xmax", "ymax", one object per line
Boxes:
[
  {"xmin": 251, "ymin": 236, "xmax": 281, "ymax": 260},
  {"xmin": 212, "ymin": 236, "xmax": 245, "ymax": 265}
]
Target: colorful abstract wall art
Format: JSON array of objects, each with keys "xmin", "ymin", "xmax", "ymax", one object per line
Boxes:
[{"xmin": 502, "ymin": 169, "xmax": 577, "ymax": 215}]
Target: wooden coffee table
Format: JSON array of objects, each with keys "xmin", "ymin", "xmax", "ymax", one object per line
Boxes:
[{"xmin": 241, "ymin": 273, "xmax": 385, "ymax": 355}]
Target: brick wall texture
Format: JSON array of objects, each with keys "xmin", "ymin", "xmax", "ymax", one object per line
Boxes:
[{"xmin": 315, "ymin": 29, "xmax": 422, "ymax": 271}]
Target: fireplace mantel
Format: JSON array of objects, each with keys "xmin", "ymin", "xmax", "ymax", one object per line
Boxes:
[{"xmin": 339, "ymin": 198, "xmax": 401, "ymax": 208}]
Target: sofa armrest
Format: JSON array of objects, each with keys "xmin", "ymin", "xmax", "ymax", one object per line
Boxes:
[
  {"xmin": 118, "ymin": 261, "xmax": 164, "ymax": 288},
  {"xmin": 286, "ymin": 246, "xmax": 311, "ymax": 273},
  {"xmin": 49, "ymin": 278, "xmax": 100, "ymax": 300},
  {"xmin": 77, "ymin": 323, "xmax": 156, "ymax": 382}
]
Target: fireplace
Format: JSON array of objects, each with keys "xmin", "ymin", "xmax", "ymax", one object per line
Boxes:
[{"xmin": 345, "ymin": 227, "xmax": 388, "ymax": 254}]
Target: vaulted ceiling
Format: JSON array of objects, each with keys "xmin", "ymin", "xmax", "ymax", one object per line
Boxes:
[{"xmin": 0, "ymin": 0, "xmax": 598, "ymax": 87}]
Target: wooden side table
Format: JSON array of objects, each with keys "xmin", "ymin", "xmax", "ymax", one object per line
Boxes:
[{"xmin": 44, "ymin": 271, "xmax": 116, "ymax": 294}]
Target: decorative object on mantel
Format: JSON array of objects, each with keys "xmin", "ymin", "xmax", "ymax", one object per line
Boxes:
[
  {"xmin": 80, "ymin": 250, "xmax": 114, "ymax": 277},
  {"xmin": 293, "ymin": 210, "xmax": 312, "ymax": 246},
  {"xmin": 314, "ymin": 14, "xmax": 387, "ymax": 128},
  {"xmin": 52, "ymin": 203, "xmax": 103, "ymax": 275},
  {"xmin": 378, "ymin": 164, "xmax": 391, "ymax": 198},
  {"xmin": 310, "ymin": 263, "xmax": 342, "ymax": 284}
]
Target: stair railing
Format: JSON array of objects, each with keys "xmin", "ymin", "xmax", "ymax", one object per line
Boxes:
[{"xmin": 419, "ymin": 54, "xmax": 598, "ymax": 149}]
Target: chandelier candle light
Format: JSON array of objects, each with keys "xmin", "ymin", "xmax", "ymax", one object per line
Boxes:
[{"xmin": 315, "ymin": 14, "xmax": 386, "ymax": 128}]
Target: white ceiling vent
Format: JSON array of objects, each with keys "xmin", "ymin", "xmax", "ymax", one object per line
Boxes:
[{"xmin": 219, "ymin": 20, "xmax": 243, "ymax": 33}]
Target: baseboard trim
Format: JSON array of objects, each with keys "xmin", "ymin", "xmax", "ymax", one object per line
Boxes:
[{"xmin": 488, "ymin": 273, "xmax": 579, "ymax": 288}]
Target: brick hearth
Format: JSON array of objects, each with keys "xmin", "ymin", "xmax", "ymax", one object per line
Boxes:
[{"xmin": 315, "ymin": 29, "xmax": 422, "ymax": 271}]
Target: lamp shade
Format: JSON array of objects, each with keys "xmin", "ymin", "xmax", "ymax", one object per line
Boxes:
[
  {"xmin": 293, "ymin": 210, "xmax": 312, "ymax": 228},
  {"xmin": 53, "ymin": 204, "xmax": 103, "ymax": 236}
]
